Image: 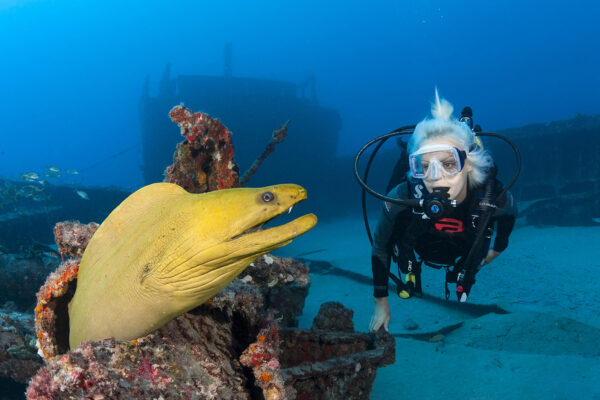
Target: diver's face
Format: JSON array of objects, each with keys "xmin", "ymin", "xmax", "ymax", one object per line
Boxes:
[{"xmin": 419, "ymin": 138, "xmax": 471, "ymax": 203}]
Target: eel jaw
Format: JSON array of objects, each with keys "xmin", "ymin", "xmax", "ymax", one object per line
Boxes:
[
  {"xmin": 231, "ymin": 205, "xmax": 296, "ymax": 240},
  {"xmin": 229, "ymin": 213, "xmax": 317, "ymax": 257}
]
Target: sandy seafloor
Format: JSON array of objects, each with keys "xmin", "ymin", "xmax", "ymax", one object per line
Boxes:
[{"xmin": 274, "ymin": 216, "xmax": 600, "ymax": 400}]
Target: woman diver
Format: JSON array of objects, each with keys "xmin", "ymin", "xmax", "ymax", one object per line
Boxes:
[{"xmin": 368, "ymin": 91, "xmax": 518, "ymax": 333}]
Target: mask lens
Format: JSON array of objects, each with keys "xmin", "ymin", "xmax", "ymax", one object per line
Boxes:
[
  {"xmin": 409, "ymin": 147, "xmax": 463, "ymax": 179},
  {"xmin": 410, "ymin": 154, "xmax": 427, "ymax": 177}
]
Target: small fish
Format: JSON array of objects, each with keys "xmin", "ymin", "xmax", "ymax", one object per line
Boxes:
[
  {"xmin": 21, "ymin": 172, "xmax": 40, "ymax": 181},
  {"xmin": 18, "ymin": 185, "xmax": 42, "ymax": 197},
  {"xmin": 65, "ymin": 169, "xmax": 80, "ymax": 175},
  {"xmin": 44, "ymin": 172, "xmax": 61, "ymax": 179},
  {"xmin": 45, "ymin": 166, "xmax": 61, "ymax": 173},
  {"xmin": 32, "ymin": 193, "xmax": 48, "ymax": 202},
  {"xmin": 75, "ymin": 190, "xmax": 89, "ymax": 200}
]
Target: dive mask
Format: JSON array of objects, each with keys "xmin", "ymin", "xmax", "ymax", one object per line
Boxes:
[{"xmin": 409, "ymin": 144, "xmax": 467, "ymax": 180}]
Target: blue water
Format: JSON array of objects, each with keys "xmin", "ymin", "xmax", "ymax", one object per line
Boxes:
[
  {"xmin": 1, "ymin": 1, "xmax": 600, "ymax": 398},
  {"xmin": 1, "ymin": 0, "xmax": 599, "ymax": 188}
]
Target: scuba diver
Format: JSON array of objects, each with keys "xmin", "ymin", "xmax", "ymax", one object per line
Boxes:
[{"xmin": 365, "ymin": 92, "xmax": 518, "ymax": 333}]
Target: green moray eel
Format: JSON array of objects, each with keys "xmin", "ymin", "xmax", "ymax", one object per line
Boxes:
[{"xmin": 68, "ymin": 183, "xmax": 317, "ymax": 348}]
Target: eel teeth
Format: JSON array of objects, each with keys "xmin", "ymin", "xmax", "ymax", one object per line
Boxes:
[{"xmin": 288, "ymin": 206, "xmax": 294, "ymax": 214}]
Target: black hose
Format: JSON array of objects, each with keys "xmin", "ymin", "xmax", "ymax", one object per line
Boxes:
[
  {"xmin": 360, "ymin": 126, "xmax": 415, "ymax": 244},
  {"xmin": 354, "ymin": 129, "xmax": 420, "ymax": 208},
  {"xmin": 455, "ymin": 133, "xmax": 521, "ymax": 297},
  {"xmin": 475, "ymin": 132, "xmax": 521, "ymax": 201},
  {"xmin": 459, "ymin": 177, "xmax": 495, "ymax": 279}
]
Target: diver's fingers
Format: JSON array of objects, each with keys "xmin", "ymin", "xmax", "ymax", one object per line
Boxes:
[
  {"xmin": 384, "ymin": 318, "xmax": 390, "ymax": 332},
  {"xmin": 370, "ymin": 316, "xmax": 381, "ymax": 333},
  {"xmin": 373, "ymin": 318, "xmax": 381, "ymax": 332}
]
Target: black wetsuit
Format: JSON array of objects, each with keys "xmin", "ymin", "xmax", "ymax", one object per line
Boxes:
[{"xmin": 371, "ymin": 180, "xmax": 518, "ymax": 298}]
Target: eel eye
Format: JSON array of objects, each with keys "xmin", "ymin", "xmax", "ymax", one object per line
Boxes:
[{"xmin": 262, "ymin": 192, "xmax": 275, "ymax": 202}]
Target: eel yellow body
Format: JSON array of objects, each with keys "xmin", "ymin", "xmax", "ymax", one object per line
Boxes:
[{"xmin": 68, "ymin": 183, "xmax": 316, "ymax": 348}]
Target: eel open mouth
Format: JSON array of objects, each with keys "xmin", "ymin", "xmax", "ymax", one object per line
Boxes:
[
  {"xmin": 233, "ymin": 205, "xmax": 297, "ymax": 239},
  {"xmin": 230, "ymin": 198, "xmax": 316, "ymax": 245}
]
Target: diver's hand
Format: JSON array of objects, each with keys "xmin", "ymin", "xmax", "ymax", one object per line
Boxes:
[
  {"xmin": 480, "ymin": 249, "xmax": 501, "ymax": 266},
  {"xmin": 369, "ymin": 297, "xmax": 390, "ymax": 333}
]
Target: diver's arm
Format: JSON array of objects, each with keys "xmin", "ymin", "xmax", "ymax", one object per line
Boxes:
[
  {"xmin": 370, "ymin": 184, "xmax": 412, "ymax": 332},
  {"xmin": 371, "ymin": 184, "xmax": 410, "ymax": 297},
  {"xmin": 492, "ymin": 190, "xmax": 518, "ymax": 252}
]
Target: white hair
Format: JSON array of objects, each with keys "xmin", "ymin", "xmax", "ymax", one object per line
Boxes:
[{"xmin": 408, "ymin": 89, "xmax": 494, "ymax": 188}]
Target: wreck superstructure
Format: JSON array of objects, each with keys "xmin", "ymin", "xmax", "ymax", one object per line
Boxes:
[
  {"xmin": 487, "ymin": 114, "xmax": 600, "ymax": 225},
  {"xmin": 139, "ymin": 63, "xmax": 342, "ymax": 189}
]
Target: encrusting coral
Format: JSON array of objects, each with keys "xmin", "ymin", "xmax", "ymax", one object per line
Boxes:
[
  {"xmin": 53, "ymin": 221, "xmax": 98, "ymax": 259},
  {"xmin": 34, "ymin": 259, "xmax": 79, "ymax": 361},
  {"xmin": 28, "ymin": 247, "xmax": 309, "ymax": 399},
  {"xmin": 240, "ymin": 319, "xmax": 293, "ymax": 400},
  {"xmin": 165, "ymin": 105, "xmax": 240, "ymax": 193}
]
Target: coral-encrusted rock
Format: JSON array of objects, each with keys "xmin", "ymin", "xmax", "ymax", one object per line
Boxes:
[
  {"xmin": 279, "ymin": 329, "xmax": 395, "ymax": 400},
  {"xmin": 241, "ymin": 302, "xmax": 395, "ymax": 400},
  {"xmin": 0, "ymin": 310, "xmax": 43, "ymax": 384},
  {"xmin": 243, "ymin": 255, "xmax": 310, "ymax": 327},
  {"xmin": 278, "ymin": 303, "xmax": 395, "ymax": 400},
  {"xmin": 204, "ymin": 253, "xmax": 311, "ymax": 330},
  {"xmin": 27, "ymin": 311, "xmax": 251, "ymax": 400},
  {"xmin": 28, "ymin": 254, "xmax": 311, "ymax": 399},
  {"xmin": 165, "ymin": 106, "xmax": 240, "ymax": 193},
  {"xmin": 207, "ymin": 279, "xmax": 265, "ymax": 329},
  {"xmin": 34, "ymin": 221, "xmax": 96, "ymax": 361},
  {"xmin": 53, "ymin": 221, "xmax": 99, "ymax": 258},
  {"xmin": 311, "ymin": 301, "xmax": 354, "ymax": 332},
  {"xmin": 34, "ymin": 259, "xmax": 79, "ymax": 361},
  {"xmin": 240, "ymin": 320, "xmax": 295, "ymax": 400}
]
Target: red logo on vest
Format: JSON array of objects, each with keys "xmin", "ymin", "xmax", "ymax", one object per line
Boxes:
[{"xmin": 434, "ymin": 218, "xmax": 464, "ymax": 233}]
